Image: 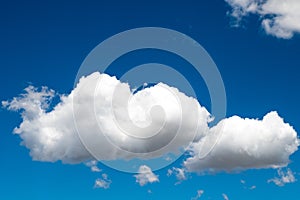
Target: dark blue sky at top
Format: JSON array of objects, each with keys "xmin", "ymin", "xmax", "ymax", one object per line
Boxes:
[{"xmin": 0, "ymin": 0, "xmax": 300, "ymax": 199}]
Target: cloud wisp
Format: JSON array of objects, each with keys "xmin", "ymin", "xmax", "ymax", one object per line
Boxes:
[
  {"xmin": 240, "ymin": 179, "xmax": 256, "ymax": 190},
  {"xmin": 268, "ymin": 168, "xmax": 297, "ymax": 186},
  {"xmin": 134, "ymin": 165, "xmax": 159, "ymax": 186},
  {"xmin": 225, "ymin": 0, "xmax": 300, "ymax": 39},
  {"xmin": 191, "ymin": 190, "xmax": 204, "ymax": 200},
  {"xmin": 167, "ymin": 167, "xmax": 187, "ymax": 185},
  {"xmin": 94, "ymin": 173, "xmax": 112, "ymax": 189},
  {"xmin": 222, "ymin": 193, "xmax": 229, "ymax": 200},
  {"xmin": 85, "ymin": 160, "xmax": 102, "ymax": 172}
]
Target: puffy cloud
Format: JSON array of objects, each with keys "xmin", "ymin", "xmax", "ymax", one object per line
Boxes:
[
  {"xmin": 225, "ymin": 0, "xmax": 300, "ymax": 38},
  {"xmin": 2, "ymin": 85, "xmax": 91, "ymax": 163},
  {"xmin": 3, "ymin": 72, "xmax": 210, "ymax": 163},
  {"xmin": 191, "ymin": 190, "xmax": 204, "ymax": 200},
  {"xmin": 134, "ymin": 165, "xmax": 159, "ymax": 186},
  {"xmin": 3, "ymin": 72, "xmax": 299, "ymax": 173},
  {"xmin": 268, "ymin": 168, "xmax": 297, "ymax": 186},
  {"xmin": 94, "ymin": 173, "xmax": 111, "ymax": 189},
  {"xmin": 184, "ymin": 112, "xmax": 299, "ymax": 172}
]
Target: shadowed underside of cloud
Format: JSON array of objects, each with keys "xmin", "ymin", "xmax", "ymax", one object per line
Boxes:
[
  {"xmin": 2, "ymin": 72, "xmax": 299, "ymax": 172},
  {"xmin": 225, "ymin": 0, "xmax": 300, "ymax": 39}
]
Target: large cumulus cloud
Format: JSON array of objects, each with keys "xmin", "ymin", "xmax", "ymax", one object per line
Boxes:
[
  {"xmin": 3, "ymin": 72, "xmax": 299, "ymax": 172},
  {"xmin": 2, "ymin": 72, "xmax": 209, "ymax": 163}
]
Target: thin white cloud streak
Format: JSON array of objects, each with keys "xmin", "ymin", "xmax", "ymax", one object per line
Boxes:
[
  {"xmin": 225, "ymin": 0, "xmax": 300, "ymax": 39},
  {"xmin": 222, "ymin": 193, "xmax": 229, "ymax": 200},
  {"xmin": 134, "ymin": 165, "xmax": 159, "ymax": 186},
  {"xmin": 249, "ymin": 185, "xmax": 256, "ymax": 190}
]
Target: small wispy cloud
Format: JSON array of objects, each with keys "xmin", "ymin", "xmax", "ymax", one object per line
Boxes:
[
  {"xmin": 240, "ymin": 179, "xmax": 256, "ymax": 190},
  {"xmin": 85, "ymin": 160, "xmax": 101, "ymax": 172},
  {"xmin": 134, "ymin": 165, "xmax": 159, "ymax": 186},
  {"xmin": 167, "ymin": 167, "xmax": 187, "ymax": 185},
  {"xmin": 249, "ymin": 185, "xmax": 256, "ymax": 190},
  {"xmin": 222, "ymin": 193, "xmax": 229, "ymax": 200},
  {"xmin": 191, "ymin": 190, "xmax": 204, "ymax": 200},
  {"xmin": 94, "ymin": 174, "xmax": 112, "ymax": 189},
  {"xmin": 268, "ymin": 168, "xmax": 297, "ymax": 186}
]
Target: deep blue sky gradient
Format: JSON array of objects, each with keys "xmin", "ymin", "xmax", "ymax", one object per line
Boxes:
[{"xmin": 1, "ymin": 0, "xmax": 300, "ymax": 199}]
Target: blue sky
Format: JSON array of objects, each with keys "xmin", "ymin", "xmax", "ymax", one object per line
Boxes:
[{"xmin": 1, "ymin": 0, "xmax": 300, "ymax": 199}]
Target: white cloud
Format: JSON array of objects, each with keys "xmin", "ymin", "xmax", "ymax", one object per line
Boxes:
[
  {"xmin": 3, "ymin": 72, "xmax": 299, "ymax": 173},
  {"xmin": 184, "ymin": 112, "xmax": 299, "ymax": 172},
  {"xmin": 191, "ymin": 190, "xmax": 204, "ymax": 200},
  {"xmin": 167, "ymin": 169, "xmax": 173, "ymax": 176},
  {"xmin": 91, "ymin": 166, "xmax": 101, "ymax": 172},
  {"xmin": 240, "ymin": 179, "xmax": 256, "ymax": 190},
  {"xmin": 249, "ymin": 185, "xmax": 256, "ymax": 190},
  {"xmin": 222, "ymin": 193, "xmax": 229, "ymax": 200},
  {"xmin": 94, "ymin": 173, "xmax": 112, "ymax": 189},
  {"xmin": 3, "ymin": 72, "xmax": 210, "ymax": 163},
  {"xmin": 225, "ymin": 0, "xmax": 300, "ymax": 38},
  {"xmin": 167, "ymin": 167, "xmax": 187, "ymax": 185},
  {"xmin": 2, "ymin": 85, "xmax": 55, "ymax": 120},
  {"xmin": 134, "ymin": 165, "xmax": 159, "ymax": 186},
  {"xmin": 85, "ymin": 160, "xmax": 101, "ymax": 172},
  {"xmin": 2, "ymin": 85, "xmax": 91, "ymax": 163},
  {"xmin": 268, "ymin": 168, "xmax": 297, "ymax": 186},
  {"xmin": 174, "ymin": 167, "xmax": 186, "ymax": 181}
]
